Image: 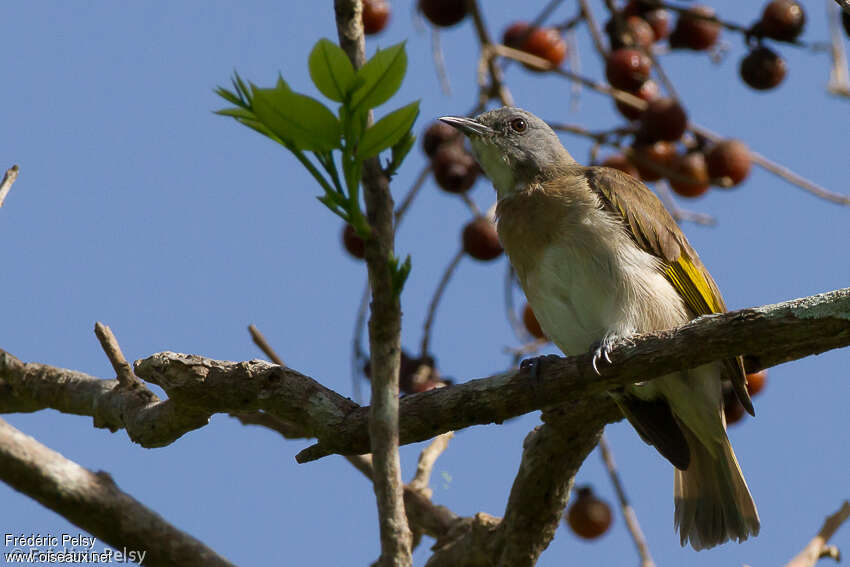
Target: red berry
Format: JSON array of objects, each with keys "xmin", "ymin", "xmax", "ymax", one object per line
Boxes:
[
  {"xmin": 746, "ymin": 370, "xmax": 767, "ymax": 396},
  {"xmin": 522, "ymin": 303, "xmax": 546, "ymax": 339},
  {"xmin": 759, "ymin": 0, "xmax": 806, "ymax": 42},
  {"xmin": 418, "ymin": 0, "xmax": 467, "ymax": 27},
  {"xmin": 614, "ymin": 79, "xmax": 659, "ymax": 120},
  {"xmin": 463, "ymin": 217, "xmax": 503, "ymax": 261},
  {"xmin": 638, "ymin": 97, "xmax": 688, "ymax": 142},
  {"xmin": 567, "ymin": 486, "xmax": 612, "ymax": 539},
  {"xmin": 707, "ymin": 140, "xmax": 751, "ymax": 187},
  {"xmin": 623, "ymin": 2, "xmax": 671, "ymax": 41},
  {"xmin": 503, "ymin": 22, "xmax": 566, "ymax": 69},
  {"xmin": 342, "ymin": 224, "xmax": 366, "ymax": 259},
  {"xmin": 669, "ymin": 5, "xmax": 720, "ymax": 51},
  {"xmin": 605, "ymin": 48, "xmax": 652, "ymax": 90},
  {"xmin": 422, "ymin": 121, "xmax": 461, "ymax": 157},
  {"xmin": 606, "ymin": 15, "xmax": 655, "ymax": 49},
  {"xmin": 362, "ymin": 0, "xmax": 390, "ymax": 35},
  {"xmin": 432, "ymin": 144, "xmax": 478, "ymax": 193},
  {"xmin": 669, "ymin": 152, "xmax": 710, "ymax": 198},
  {"xmin": 740, "ymin": 46, "xmax": 787, "ymax": 90},
  {"xmin": 601, "ymin": 154, "xmax": 641, "ymax": 180},
  {"xmin": 629, "ymin": 140, "xmax": 677, "ymax": 182}
]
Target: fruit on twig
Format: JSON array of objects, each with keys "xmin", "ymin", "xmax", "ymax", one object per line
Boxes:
[
  {"xmin": 601, "ymin": 154, "xmax": 641, "ymax": 180},
  {"xmin": 746, "ymin": 369, "xmax": 767, "ymax": 396},
  {"xmin": 522, "ymin": 303, "xmax": 546, "ymax": 339},
  {"xmin": 740, "ymin": 46, "xmax": 787, "ymax": 90},
  {"xmin": 463, "ymin": 217, "xmax": 503, "ymax": 261},
  {"xmin": 361, "ymin": 0, "xmax": 390, "ymax": 35},
  {"xmin": 707, "ymin": 139, "xmax": 751, "ymax": 187},
  {"xmin": 758, "ymin": 0, "xmax": 806, "ymax": 42},
  {"xmin": 669, "ymin": 151, "xmax": 710, "ymax": 198},
  {"xmin": 637, "ymin": 97, "xmax": 688, "ymax": 142},
  {"xmin": 605, "ymin": 48, "xmax": 652, "ymax": 90},
  {"xmin": 418, "ymin": 0, "xmax": 467, "ymax": 27},
  {"xmin": 566, "ymin": 486, "xmax": 612, "ymax": 539},
  {"xmin": 614, "ymin": 79, "xmax": 659, "ymax": 120},
  {"xmin": 342, "ymin": 224, "xmax": 366, "ymax": 259},
  {"xmin": 422, "ymin": 121, "xmax": 461, "ymax": 157},
  {"xmin": 503, "ymin": 22, "xmax": 567, "ymax": 69},
  {"xmin": 629, "ymin": 140, "xmax": 677, "ymax": 182},
  {"xmin": 606, "ymin": 15, "xmax": 655, "ymax": 49},
  {"xmin": 623, "ymin": 1, "xmax": 671, "ymax": 41},
  {"xmin": 669, "ymin": 5, "xmax": 721, "ymax": 51},
  {"xmin": 432, "ymin": 144, "xmax": 479, "ymax": 193}
]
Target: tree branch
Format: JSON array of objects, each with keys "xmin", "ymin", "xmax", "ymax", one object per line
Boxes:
[
  {"xmin": 333, "ymin": 1, "xmax": 412, "ymax": 564},
  {"xmin": 0, "ymin": 164, "xmax": 19, "ymax": 208},
  {"xmin": 786, "ymin": 501, "xmax": 850, "ymax": 567},
  {"xmin": 0, "ymin": 418, "xmax": 234, "ymax": 567}
]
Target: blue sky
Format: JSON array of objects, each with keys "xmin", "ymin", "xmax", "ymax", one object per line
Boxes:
[{"xmin": 1, "ymin": 1, "xmax": 848, "ymax": 565}]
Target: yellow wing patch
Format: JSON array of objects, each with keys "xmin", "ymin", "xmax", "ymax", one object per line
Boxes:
[{"xmin": 664, "ymin": 255, "xmax": 723, "ymax": 316}]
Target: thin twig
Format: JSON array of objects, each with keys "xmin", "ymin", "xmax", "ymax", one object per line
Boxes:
[
  {"xmin": 578, "ymin": 0, "xmax": 608, "ymax": 57},
  {"xmin": 394, "ymin": 165, "xmax": 431, "ymax": 226},
  {"xmin": 0, "ymin": 165, "xmax": 19, "ymax": 208},
  {"xmin": 410, "ymin": 432, "xmax": 454, "ymax": 490},
  {"xmin": 430, "ymin": 28, "xmax": 453, "ymax": 96},
  {"xmin": 248, "ymin": 324, "xmax": 285, "ymax": 366},
  {"xmin": 598, "ymin": 436, "xmax": 655, "ymax": 567},
  {"xmin": 421, "ymin": 248, "xmax": 465, "ymax": 358},
  {"xmin": 785, "ymin": 501, "xmax": 850, "ymax": 567},
  {"xmin": 655, "ymin": 180, "xmax": 717, "ymax": 226},
  {"xmin": 467, "ymin": 0, "xmax": 515, "ymax": 107},
  {"xmin": 827, "ymin": 0, "xmax": 850, "ymax": 97},
  {"xmin": 691, "ymin": 123, "xmax": 850, "ymax": 205},
  {"xmin": 93, "ymin": 322, "xmax": 145, "ymax": 389},
  {"xmin": 459, "ymin": 191, "xmax": 482, "ymax": 216}
]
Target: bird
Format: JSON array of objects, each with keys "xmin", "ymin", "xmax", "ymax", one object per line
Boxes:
[{"xmin": 440, "ymin": 107, "xmax": 759, "ymax": 550}]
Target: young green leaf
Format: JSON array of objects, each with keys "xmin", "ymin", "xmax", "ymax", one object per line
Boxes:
[
  {"xmin": 356, "ymin": 101, "xmax": 420, "ymax": 159},
  {"xmin": 308, "ymin": 39, "xmax": 356, "ymax": 102},
  {"xmin": 349, "ymin": 42, "xmax": 407, "ymax": 112},
  {"xmin": 252, "ymin": 84, "xmax": 341, "ymax": 152},
  {"xmin": 387, "ymin": 130, "xmax": 416, "ymax": 177}
]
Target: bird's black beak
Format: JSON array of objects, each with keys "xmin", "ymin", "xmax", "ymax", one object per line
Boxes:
[{"xmin": 439, "ymin": 115, "xmax": 493, "ymax": 137}]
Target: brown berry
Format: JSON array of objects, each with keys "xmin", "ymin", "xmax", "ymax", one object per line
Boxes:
[
  {"xmin": 629, "ymin": 140, "xmax": 677, "ymax": 181},
  {"xmin": 523, "ymin": 303, "xmax": 546, "ymax": 339},
  {"xmin": 567, "ymin": 486, "xmax": 612, "ymax": 539},
  {"xmin": 606, "ymin": 15, "xmax": 655, "ymax": 49},
  {"xmin": 422, "ymin": 121, "xmax": 461, "ymax": 157},
  {"xmin": 605, "ymin": 48, "xmax": 652, "ymax": 90},
  {"xmin": 746, "ymin": 369, "xmax": 767, "ymax": 396},
  {"xmin": 432, "ymin": 144, "xmax": 478, "ymax": 193},
  {"xmin": 638, "ymin": 97, "xmax": 688, "ymax": 142},
  {"xmin": 623, "ymin": 2, "xmax": 671, "ymax": 40},
  {"xmin": 342, "ymin": 224, "xmax": 365, "ymax": 259},
  {"xmin": 669, "ymin": 5, "xmax": 720, "ymax": 51},
  {"xmin": 463, "ymin": 217, "xmax": 503, "ymax": 261},
  {"xmin": 601, "ymin": 154, "xmax": 641, "ymax": 180},
  {"xmin": 504, "ymin": 22, "xmax": 566, "ymax": 69},
  {"xmin": 614, "ymin": 79, "xmax": 659, "ymax": 121},
  {"xmin": 418, "ymin": 0, "xmax": 467, "ymax": 27},
  {"xmin": 362, "ymin": 0, "xmax": 390, "ymax": 35},
  {"xmin": 740, "ymin": 46, "xmax": 787, "ymax": 90},
  {"xmin": 669, "ymin": 152, "xmax": 710, "ymax": 198},
  {"xmin": 759, "ymin": 0, "xmax": 806, "ymax": 42},
  {"xmin": 707, "ymin": 139, "xmax": 751, "ymax": 186},
  {"xmin": 724, "ymin": 386, "xmax": 747, "ymax": 425}
]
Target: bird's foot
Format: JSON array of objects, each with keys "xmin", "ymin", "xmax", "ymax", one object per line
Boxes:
[
  {"xmin": 591, "ymin": 334, "xmax": 624, "ymax": 376},
  {"xmin": 519, "ymin": 354, "xmax": 562, "ymax": 382}
]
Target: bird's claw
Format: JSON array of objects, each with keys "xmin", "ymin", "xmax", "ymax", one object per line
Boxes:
[{"xmin": 591, "ymin": 336, "xmax": 618, "ymax": 376}]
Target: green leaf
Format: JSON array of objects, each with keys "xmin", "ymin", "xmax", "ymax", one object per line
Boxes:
[
  {"xmin": 389, "ymin": 254, "xmax": 412, "ymax": 298},
  {"xmin": 388, "ymin": 130, "xmax": 416, "ymax": 177},
  {"xmin": 308, "ymin": 39, "xmax": 355, "ymax": 102},
  {"xmin": 215, "ymin": 87, "xmax": 243, "ymax": 107},
  {"xmin": 350, "ymin": 42, "xmax": 407, "ymax": 112},
  {"xmin": 357, "ymin": 101, "xmax": 420, "ymax": 159},
  {"xmin": 251, "ymin": 84, "xmax": 341, "ymax": 152}
]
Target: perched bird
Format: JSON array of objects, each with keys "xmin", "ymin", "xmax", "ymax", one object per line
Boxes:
[{"xmin": 440, "ymin": 107, "xmax": 759, "ymax": 550}]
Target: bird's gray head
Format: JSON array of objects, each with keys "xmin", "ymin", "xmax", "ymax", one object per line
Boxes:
[{"xmin": 440, "ymin": 107, "xmax": 574, "ymax": 199}]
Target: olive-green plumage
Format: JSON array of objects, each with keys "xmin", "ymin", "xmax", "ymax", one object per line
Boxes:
[{"xmin": 441, "ymin": 107, "xmax": 759, "ymax": 550}]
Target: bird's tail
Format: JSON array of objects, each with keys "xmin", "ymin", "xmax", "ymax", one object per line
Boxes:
[{"xmin": 674, "ymin": 427, "xmax": 760, "ymax": 550}]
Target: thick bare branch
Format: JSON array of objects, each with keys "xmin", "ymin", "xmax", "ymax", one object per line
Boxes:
[{"xmin": 0, "ymin": 418, "xmax": 234, "ymax": 567}]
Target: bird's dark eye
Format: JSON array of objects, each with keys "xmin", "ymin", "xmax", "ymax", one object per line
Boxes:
[{"xmin": 510, "ymin": 117, "xmax": 527, "ymax": 133}]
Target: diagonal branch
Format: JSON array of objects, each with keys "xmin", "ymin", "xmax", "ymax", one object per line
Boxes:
[{"xmin": 0, "ymin": 418, "xmax": 234, "ymax": 567}]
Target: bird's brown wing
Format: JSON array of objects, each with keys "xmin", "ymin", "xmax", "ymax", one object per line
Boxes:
[{"xmin": 585, "ymin": 166, "xmax": 753, "ymax": 415}]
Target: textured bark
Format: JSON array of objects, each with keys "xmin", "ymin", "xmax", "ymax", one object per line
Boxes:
[
  {"xmin": 0, "ymin": 418, "xmax": 234, "ymax": 567},
  {"xmin": 334, "ymin": 0, "xmax": 412, "ymax": 564}
]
